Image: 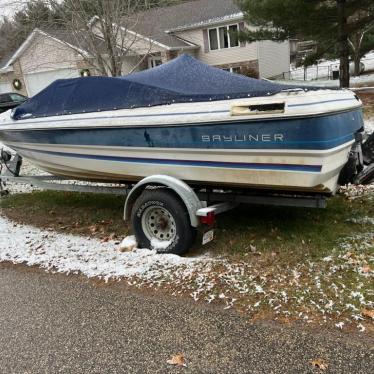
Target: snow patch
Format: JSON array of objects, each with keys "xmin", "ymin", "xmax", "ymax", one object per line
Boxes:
[
  {"xmin": 118, "ymin": 235, "xmax": 137, "ymax": 252},
  {"xmin": 0, "ymin": 216, "xmax": 206, "ymax": 281},
  {"xmin": 151, "ymin": 238, "xmax": 172, "ymax": 250},
  {"xmin": 347, "ymin": 217, "xmax": 374, "ymax": 225},
  {"xmin": 364, "ymin": 118, "xmax": 374, "ymax": 134},
  {"xmin": 288, "ymin": 51, "xmax": 374, "ymax": 82}
]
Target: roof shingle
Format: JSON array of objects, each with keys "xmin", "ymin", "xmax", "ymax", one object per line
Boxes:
[{"xmin": 132, "ymin": 0, "xmax": 241, "ymax": 48}]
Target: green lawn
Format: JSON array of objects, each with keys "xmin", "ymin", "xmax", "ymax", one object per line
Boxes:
[{"xmin": 1, "ymin": 180, "xmax": 373, "ymax": 332}]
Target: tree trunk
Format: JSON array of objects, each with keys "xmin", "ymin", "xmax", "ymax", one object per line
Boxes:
[
  {"xmin": 337, "ymin": 0, "xmax": 350, "ymax": 88},
  {"xmin": 354, "ymin": 53, "xmax": 361, "ymax": 76}
]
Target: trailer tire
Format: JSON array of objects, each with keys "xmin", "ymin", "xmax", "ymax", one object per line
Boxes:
[{"xmin": 131, "ymin": 189, "xmax": 196, "ymax": 255}]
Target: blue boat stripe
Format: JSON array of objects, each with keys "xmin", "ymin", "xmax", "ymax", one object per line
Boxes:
[
  {"xmin": 288, "ymin": 98, "xmax": 357, "ymax": 107},
  {"xmin": 13, "ymin": 146, "xmax": 322, "ymax": 173}
]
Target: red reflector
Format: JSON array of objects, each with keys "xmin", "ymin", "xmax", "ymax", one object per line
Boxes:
[{"xmin": 200, "ymin": 212, "xmax": 215, "ymax": 225}]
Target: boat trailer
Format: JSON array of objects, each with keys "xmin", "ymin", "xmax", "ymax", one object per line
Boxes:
[{"xmin": 1, "ymin": 145, "xmax": 373, "ymax": 255}]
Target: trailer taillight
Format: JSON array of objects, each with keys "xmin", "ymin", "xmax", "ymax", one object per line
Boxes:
[{"xmin": 199, "ymin": 211, "xmax": 215, "ymax": 225}]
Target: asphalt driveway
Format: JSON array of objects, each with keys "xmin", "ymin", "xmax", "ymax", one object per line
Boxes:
[{"xmin": 0, "ymin": 263, "xmax": 372, "ymax": 374}]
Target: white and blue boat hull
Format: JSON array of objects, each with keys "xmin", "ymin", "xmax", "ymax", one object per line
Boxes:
[{"xmin": 0, "ymin": 89, "xmax": 364, "ymax": 193}]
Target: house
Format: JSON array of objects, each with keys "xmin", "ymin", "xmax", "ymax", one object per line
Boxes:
[
  {"xmin": 0, "ymin": 29, "xmax": 99, "ymax": 97},
  {"xmin": 122, "ymin": 0, "xmax": 289, "ymax": 77},
  {"xmin": 0, "ymin": 0, "xmax": 290, "ymax": 97}
]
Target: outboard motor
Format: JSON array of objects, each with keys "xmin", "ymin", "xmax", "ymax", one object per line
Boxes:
[
  {"xmin": 362, "ymin": 132, "xmax": 374, "ymax": 165},
  {"xmin": 355, "ymin": 132, "xmax": 374, "ymax": 184},
  {"xmin": 339, "ymin": 131, "xmax": 374, "ymax": 185},
  {"xmin": 338, "ymin": 132, "xmax": 364, "ymax": 185}
]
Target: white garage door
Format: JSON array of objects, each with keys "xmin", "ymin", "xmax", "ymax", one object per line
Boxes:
[
  {"xmin": 0, "ymin": 82, "xmax": 12, "ymax": 94},
  {"xmin": 24, "ymin": 68, "xmax": 80, "ymax": 97}
]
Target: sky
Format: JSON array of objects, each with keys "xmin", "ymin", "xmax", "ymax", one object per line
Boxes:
[{"xmin": 0, "ymin": 0, "xmax": 28, "ymax": 19}]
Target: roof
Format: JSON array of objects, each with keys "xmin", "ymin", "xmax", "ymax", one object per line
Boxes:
[
  {"xmin": 42, "ymin": 28, "xmax": 108, "ymax": 55},
  {"xmin": 0, "ymin": 28, "xmax": 106, "ymax": 72},
  {"xmin": 130, "ymin": 0, "xmax": 242, "ymax": 49},
  {"xmin": 1, "ymin": 0, "xmax": 242, "ymax": 70}
]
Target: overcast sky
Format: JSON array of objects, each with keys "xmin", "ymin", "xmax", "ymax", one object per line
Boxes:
[{"xmin": 0, "ymin": 0, "xmax": 28, "ymax": 19}]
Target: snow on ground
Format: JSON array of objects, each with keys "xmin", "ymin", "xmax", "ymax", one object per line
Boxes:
[
  {"xmin": 289, "ymin": 51, "xmax": 374, "ymax": 81},
  {"xmin": 0, "ymin": 216, "xmax": 209, "ymax": 281},
  {"xmin": 339, "ymin": 183, "xmax": 374, "ymax": 199},
  {"xmin": 274, "ymin": 73, "xmax": 374, "ymax": 88},
  {"xmin": 0, "ymin": 212, "xmax": 372, "ymax": 330},
  {"xmin": 365, "ymin": 117, "xmax": 374, "ymax": 134}
]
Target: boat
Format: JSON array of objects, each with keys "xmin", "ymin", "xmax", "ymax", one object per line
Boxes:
[{"xmin": 0, "ymin": 55, "xmax": 367, "ymax": 194}]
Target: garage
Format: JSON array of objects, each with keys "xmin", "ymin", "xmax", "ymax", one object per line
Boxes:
[
  {"xmin": 24, "ymin": 68, "xmax": 80, "ymax": 97},
  {"xmin": 0, "ymin": 82, "xmax": 12, "ymax": 94}
]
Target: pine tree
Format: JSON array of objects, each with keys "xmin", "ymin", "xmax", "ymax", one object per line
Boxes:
[{"xmin": 236, "ymin": 0, "xmax": 374, "ymax": 88}]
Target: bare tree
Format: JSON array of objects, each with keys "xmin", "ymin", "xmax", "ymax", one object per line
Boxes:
[
  {"xmin": 46, "ymin": 0, "xmax": 159, "ymax": 77},
  {"xmin": 0, "ymin": 0, "xmax": 58, "ymax": 60},
  {"xmin": 348, "ymin": 10, "xmax": 374, "ymax": 76}
]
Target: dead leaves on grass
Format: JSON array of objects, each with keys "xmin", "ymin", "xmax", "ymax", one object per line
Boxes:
[
  {"xmin": 361, "ymin": 308, "xmax": 374, "ymax": 319},
  {"xmin": 361, "ymin": 264, "xmax": 372, "ymax": 274},
  {"xmin": 167, "ymin": 353, "xmax": 187, "ymax": 367},
  {"xmin": 310, "ymin": 358, "xmax": 328, "ymax": 370}
]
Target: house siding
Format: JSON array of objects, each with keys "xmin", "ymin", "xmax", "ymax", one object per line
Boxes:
[
  {"xmin": 175, "ymin": 23, "xmax": 258, "ymax": 67},
  {"xmin": 19, "ymin": 34, "xmax": 81, "ymax": 74},
  {"xmin": 0, "ymin": 63, "xmax": 28, "ymax": 96},
  {"xmin": 258, "ymin": 40, "xmax": 290, "ymax": 79}
]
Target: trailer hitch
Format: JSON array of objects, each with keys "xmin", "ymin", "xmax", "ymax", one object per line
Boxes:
[{"xmin": 0, "ymin": 149, "xmax": 22, "ymax": 177}]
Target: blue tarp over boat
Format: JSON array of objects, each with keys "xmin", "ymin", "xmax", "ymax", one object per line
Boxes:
[{"xmin": 13, "ymin": 54, "xmax": 311, "ymax": 120}]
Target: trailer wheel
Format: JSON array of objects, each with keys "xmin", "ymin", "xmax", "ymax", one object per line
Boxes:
[{"xmin": 131, "ymin": 189, "xmax": 196, "ymax": 255}]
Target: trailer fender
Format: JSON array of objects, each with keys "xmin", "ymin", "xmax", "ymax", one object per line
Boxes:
[{"xmin": 124, "ymin": 175, "xmax": 204, "ymax": 228}]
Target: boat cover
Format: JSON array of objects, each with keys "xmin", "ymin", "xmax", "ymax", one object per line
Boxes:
[{"xmin": 13, "ymin": 54, "xmax": 315, "ymax": 120}]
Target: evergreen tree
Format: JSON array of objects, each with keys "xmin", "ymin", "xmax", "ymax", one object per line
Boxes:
[
  {"xmin": 0, "ymin": 0, "xmax": 61, "ymax": 61},
  {"xmin": 236, "ymin": 0, "xmax": 374, "ymax": 87}
]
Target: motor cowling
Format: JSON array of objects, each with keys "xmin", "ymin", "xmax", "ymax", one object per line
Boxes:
[
  {"xmin": 362, "ymin": 132, "xmax": 374, "ymax": 165},
  {"xmin": 338, "ymin": 132, "xmax": 364, "ymax": 185},
  {"xmin": 339, "ymin": 131, "xmax": 374, "ymax": 185}
]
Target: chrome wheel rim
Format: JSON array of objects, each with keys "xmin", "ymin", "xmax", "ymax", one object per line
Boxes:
[{"xmin": 141, "ymin": 206, "xmax": 176, "ymax": 242}]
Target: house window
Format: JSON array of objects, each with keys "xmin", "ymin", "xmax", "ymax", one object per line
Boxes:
[
  {"xmin": 209, "ymin": 29, "xmax": 219, "ymax": 50},
  {"xmin": 208, "ymin": 24, "xmax": 239, "ymax": 51},
  {"xmin": 148, "ymin": 56, "xmax": 163, "ymax": 69},
  {"xmin": 222, "ymin": 66, "xmax": 241, "ymax": 74}
]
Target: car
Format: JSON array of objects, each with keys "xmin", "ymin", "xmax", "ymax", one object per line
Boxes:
[{"xmin": 0, "ymin": 92, "xmax": 27, "ymax": 114}]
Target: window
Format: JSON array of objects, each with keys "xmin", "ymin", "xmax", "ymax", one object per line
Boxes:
[
  {"xmin": 0, "ymin": 94, "xmax": 10, "ymax": 103},
  {"xmin": 209, "ymin": 29, "xmax": 219, "ymax": 50},
  {"xmin": 221, "ymin": 66, "xmax": 242, "ymax": 74},
  {"xmin": 218, "ymin": 27, "xmax": 229, "ymax": 48},
  {"xmin": 208, "ymin": 24, "xmax": 239, "ymax": 51},
  {"xmin": 229, "ymin": 25, "xmax": 239, "ymax": 47},
  {"xmin": 9, "ymin": 93, "xmax": 26, "ymax": 103},
  {"xmin": 148, "ymin": 56, "xmax": 163, "ymax": 69}
]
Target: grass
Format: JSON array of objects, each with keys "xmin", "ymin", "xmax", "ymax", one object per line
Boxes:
[
  {"xmin": 1, "ymin": 190, "xmax": 372, "ymax": 261},
  {"xmin": 0, "ymin": 191, "xmax": 130, "ymax": 240},
  {"xmin": 2, "ymin": 189, "xmax": 373, "ymax": 331},
  {"xmin": 205, "ymin": 195, "xmax": 373, "ymax": 262}
]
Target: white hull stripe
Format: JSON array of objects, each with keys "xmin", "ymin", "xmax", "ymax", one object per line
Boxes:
[
  {"xmin": 14, "ymin": 145, "xmax": 322, "ymax": 172},
  {"xmin": 6, "ymin": 98, "xmax": 359, "ymax": 127}
]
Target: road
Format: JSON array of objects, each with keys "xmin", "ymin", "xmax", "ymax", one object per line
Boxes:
[{"xmin": 0, "ymin": 263, "xmax": 372, "ymax": 374}]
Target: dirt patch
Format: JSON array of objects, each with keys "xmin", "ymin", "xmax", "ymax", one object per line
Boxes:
[{"xmin": 356, "ymin": 91, "xmax": 374, "ymax": 107}]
